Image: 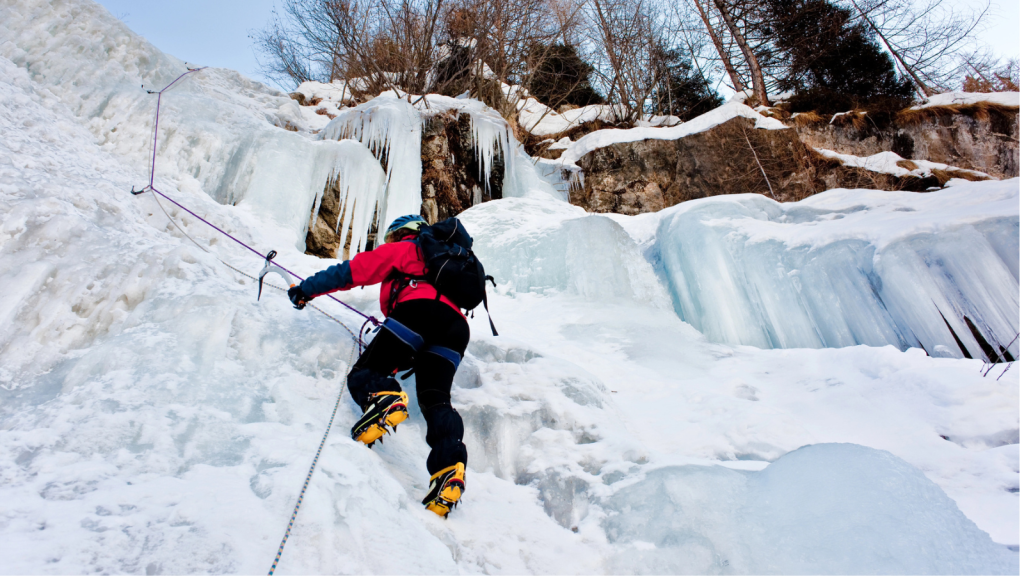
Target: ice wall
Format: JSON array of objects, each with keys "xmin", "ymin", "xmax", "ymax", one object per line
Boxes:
[
  {"xmin": 0, "ymin": 0, "xmax": 383, "ymax": 247},
  {"xmin": 318, "ymin": 92, "xmax": 563, "ymax": 248},
  {"xmin": 653, "ymin": 182, "xmax": 1020, "ymax": 358}
]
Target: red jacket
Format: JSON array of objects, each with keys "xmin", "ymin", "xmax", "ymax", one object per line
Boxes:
[{"xmin": 300, "ymin": 238, "xmax": 462, "ymax": 317}]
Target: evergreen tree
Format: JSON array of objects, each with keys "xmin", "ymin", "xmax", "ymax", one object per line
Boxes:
[
  {"xmin": 525, "ymin": 44, "xmax": 604, "ymax": 109},
  {"xmin": 765, "ymin": 0, "xmax": 915, "ymax": 113},
  {"xmin": 651, "ymin": 48, "xmax": 724, "ymax": 121}
]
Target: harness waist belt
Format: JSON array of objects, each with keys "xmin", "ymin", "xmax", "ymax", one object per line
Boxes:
[
  {"xmin": 381, "ymin": 318, "xmax": 462, "ymax": 369},
  {"xmin": 424, "ymin": 345, "xmax": 462, "ymax": 369},
  {"xmin": 382, "ymin": 317, "xmax": 425, "ymax": 350}
]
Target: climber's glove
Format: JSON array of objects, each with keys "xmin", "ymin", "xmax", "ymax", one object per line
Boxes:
[{"xmin": 288, "ymin": 285, "xmax": 310, "ymax": 310}]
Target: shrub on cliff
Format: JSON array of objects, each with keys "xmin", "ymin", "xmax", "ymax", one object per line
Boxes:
[
  {"xmin": 651, "ymin": 47, "xmax": 724, "ymax": 121},
  {"xmin": 525, "ymin": 43, "xmax": 604, "ymax": 109}
]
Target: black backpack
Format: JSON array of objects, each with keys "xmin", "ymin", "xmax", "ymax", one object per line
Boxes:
[{"xmin": 390, "ymin": 218, "xmax": 498, "ymax": 335}]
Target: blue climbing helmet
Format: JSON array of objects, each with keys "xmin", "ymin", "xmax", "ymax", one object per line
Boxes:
[{"xmin": 384, "ymin": 214, "xmax": 426, "ymax": 242}]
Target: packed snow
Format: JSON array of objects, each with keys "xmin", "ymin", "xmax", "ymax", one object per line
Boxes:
[
  {"xmin": 817, "ymin": 148, "xmax": 994, "ymax": 180},
  {"xmin": 553, "ymin": 101, "xmax": 788, "ymax": 171},
  {"xmin": 911, "ymin": 91, "xmax": 1020, "ymax": 110},
  {"xmin": 0, "ymin": 0, "xmax": 1019, "ymax": 574}
]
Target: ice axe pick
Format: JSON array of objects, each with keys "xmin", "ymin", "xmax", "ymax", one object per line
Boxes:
[{"xmin": 258, "ymin": 250, "xmax": 293, "ymax": 301}]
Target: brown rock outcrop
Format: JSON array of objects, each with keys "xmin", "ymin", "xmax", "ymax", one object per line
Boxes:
[
  {"xmin": 791, "ymin": 107, "xmax": 1019, "ymax": 179},
  {"xmin": 570, "ymin": 116, "xmax": 963, "ymax": 215},
  {"xmin": 304, "ymin": 177, "xmax": 378, "ymax": 260}
]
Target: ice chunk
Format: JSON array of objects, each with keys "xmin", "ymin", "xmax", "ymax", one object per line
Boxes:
[
  {"xmin": 459, "ymin": 196, "xmax": 671, "ymax": 305},
  {"xmin": 603, "ymin": 443, "xmax": 1018, "ymax": 574}
]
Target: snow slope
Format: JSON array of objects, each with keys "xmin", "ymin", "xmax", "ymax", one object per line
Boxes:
[{"xmin": 0, "ymin": 0, "xmax": 1019, "ymax": 573}]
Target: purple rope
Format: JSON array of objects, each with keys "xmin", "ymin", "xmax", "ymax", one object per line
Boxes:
[{"xmin": 139, "ymin": 67, "xmax": 377, "ymax": 325}]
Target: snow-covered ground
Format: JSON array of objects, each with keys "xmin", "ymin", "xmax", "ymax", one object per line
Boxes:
[
  {"xmin": 911, "ymin": 91, "xmax": 1020, "ymax": 110},
  {"xmin": 0, "ymin": 0, "xmax": 1019, "ymax": 574}
]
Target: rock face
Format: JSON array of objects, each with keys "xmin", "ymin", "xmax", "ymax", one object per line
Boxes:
[
  {"xmin": 570, "ymin": 116, "xmax": 958, "ymax": 214},
  {"xmin": 793, "ymin": 109, "xmax": 1019, "ymax": 179},
  {"xmin": 421, "ymin": 111, "xmax": 503, "ymax": 224}
]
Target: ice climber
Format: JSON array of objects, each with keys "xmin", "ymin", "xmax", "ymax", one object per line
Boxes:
[{"xmin": 287, "ymin": 214, "xmax": 494, "ymax": 518}]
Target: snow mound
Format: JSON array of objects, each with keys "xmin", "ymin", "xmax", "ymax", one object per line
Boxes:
[
  {"xmin": 912, "ymin": 91, "xmax": 1020, "ymax": 110},
  {"xmin": 817, "ymin": 148, "xmax": 992, "ymax": 180},
  {"xmin": 652, "ymin": 182, "xmax": 1019, "ymax": 357},
  {"xmin": 605, "ymin": 444, "xmax": 1018, "ymax": 574},
  {"xmin": 293, "ymin": 80, "xmax": 355, "ymax": 108}
]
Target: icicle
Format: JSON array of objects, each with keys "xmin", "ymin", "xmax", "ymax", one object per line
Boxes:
[{"xmin": 319, "ymin": 95, "xmax": 423, "ymax": 249}]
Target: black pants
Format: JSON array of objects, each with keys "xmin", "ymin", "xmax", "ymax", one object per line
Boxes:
[{"xmin": 348, "ymin": 299, "xmax": 470, "ymax": 475}]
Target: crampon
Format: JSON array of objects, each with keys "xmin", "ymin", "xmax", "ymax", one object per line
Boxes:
[
  {"xmin": 351, "ymin": 391, "xmax": 409, "ymax": 447},
  {"xmin": 422, "ymin": 462, "xmax": 465, "ymax": 518}
]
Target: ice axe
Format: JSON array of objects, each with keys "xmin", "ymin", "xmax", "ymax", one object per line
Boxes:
[{"xmin": 258, "ymin": 250, "xmax": 294, "ymax": 301}]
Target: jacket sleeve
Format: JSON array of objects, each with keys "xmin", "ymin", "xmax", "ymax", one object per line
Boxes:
[{"xmin": 299, "ymin": 261, "xmax": 354, "ymax": 298}]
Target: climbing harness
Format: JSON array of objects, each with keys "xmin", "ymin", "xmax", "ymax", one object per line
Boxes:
[{"xmin": 128, "ymin": 67, "xmax": 379, "ymax": 575}]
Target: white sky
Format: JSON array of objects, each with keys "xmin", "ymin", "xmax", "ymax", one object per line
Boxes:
[{"xmin": 95, "ymin": 0, "xmax": 1020, "ymax": 91}]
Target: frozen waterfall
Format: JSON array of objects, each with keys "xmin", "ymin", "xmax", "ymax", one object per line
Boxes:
[{"xmin": 651, "ymin": 182, "xmax": 1020, "ymax": 359}]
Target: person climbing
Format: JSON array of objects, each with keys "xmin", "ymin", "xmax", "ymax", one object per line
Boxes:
[{"xmin": 286, "ymin": 214, "xmax": 486, "ymax": 518}]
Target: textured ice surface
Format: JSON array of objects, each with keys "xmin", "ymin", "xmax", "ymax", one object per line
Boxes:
[
  {"xmin": 459, "ymin": 196, "xmax": 671, "ymax": 305},
  {"xmin": 652, "ymin": 184, "xmax": 1020, "ymax": 358}
]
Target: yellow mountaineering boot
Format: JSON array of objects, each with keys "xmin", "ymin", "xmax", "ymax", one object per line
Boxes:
[
  {"xmin": 422, "ymin": 462, "xmax": 466, "ymax": 518},
  {"xmin": 351, "ymin": 391, "xmax": 410, "ymax": 446}
]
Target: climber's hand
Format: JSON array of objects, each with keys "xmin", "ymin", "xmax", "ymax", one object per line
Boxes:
[{"xmin": 288, "ymin": 285, "xmax": 309, "ymax": 310}]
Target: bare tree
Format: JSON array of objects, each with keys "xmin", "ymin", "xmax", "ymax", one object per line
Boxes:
[
  {"xmin": 688, "ymin": 0, "xmax": 746, "ymax": 92},
  {"xmin": 961, "ymin": 52, "xmax": 1020, "ymax": 92},
  {"xmin": 709, "ymin": 0, "xmax": 769, "ymax": 106},
  {"xmin": 842, "ymin": 0, "xmax": 990, "ymax": 96}
]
